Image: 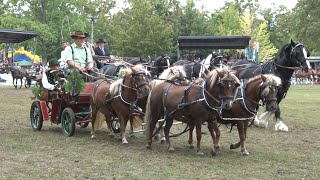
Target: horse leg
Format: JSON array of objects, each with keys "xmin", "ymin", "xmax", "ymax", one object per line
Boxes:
[
  {"xmin": 119, "ymin": 115, "xmax": 129, "ymax": 144},
  {"xmin": 254, "ymin": 110, "xmax": 273, "ymax": 128},
  {"xmin": 208, "ymin": 120, "xmax": 220, "ymax": 156},
  {"xmin": 188, "ymin": 125, "xmax": 195, "ymax": 149},
  {"xmin": 90, "ymin": 109, "xmax": 97, "ymax": 139},
  {"xmin": 145, "ymin": 116, "xmax": 158, "ymax": 149},
  {"xmin": 274, "ymin": 107, "xmax": 288, "ymax": 132},
  {"xmin": 20, "ymin": 78, "xmax": 22, "ymax": 88},
  {"xmin": 231, "ymin": 121, "xmax": 249, "ymax": 156},
  {"xmin": 164, "ymin": 117, "xmax": 174, "ymax": 152},
  {"xmin": 106, "ymin": 114, "xmax": 115, "ymax": 137},
  {"xmin": 195, "ymin": 122, "xmax": 204, "ymax": 156}
]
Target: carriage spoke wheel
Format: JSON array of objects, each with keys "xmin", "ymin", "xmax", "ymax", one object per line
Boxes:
[
  {"xmin": 61, "ymin": 108, "xmax": 76, "ymax": 137},
  {"xmin": 30, "ymin": 101, "xmax": 43, "ymax": 131}
]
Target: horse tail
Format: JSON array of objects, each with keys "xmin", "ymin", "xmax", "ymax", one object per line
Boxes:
[
  {"xmin": 131, "ymin": 116, "xmax": 144, "ymax": 128},
  {"xmin": 144, "ymin": 90, "xmax": 153, "ymax": 139},
  {"xmin": 94, "ymin": 110, "xmax": 105, "ymax": 130}
]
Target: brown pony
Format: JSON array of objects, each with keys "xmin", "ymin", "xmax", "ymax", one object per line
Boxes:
[
  {"xmin": 90, "ymin": 65, "xmax": 151, "ymax": 144},
  {"xmin": 10, "ymin": 66, "xmax": 29, "ymax": 88},
  {"xmin": 217, "ymin": 74, "xmax": 281, "ymax": 156},
  {"xmin": 145, "ymin": 68, "xmax": 241, "ymax": 156}
]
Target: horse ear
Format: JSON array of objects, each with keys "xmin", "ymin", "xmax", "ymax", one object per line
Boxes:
[
  {"xmin": 217, "ymin": 69, "xmax": 225, "ymax": 78},
  {"xmin": 291, "ymin": 39, "xmax": 295, "ymax": 47},
  {"xmin": 261, "ymin": 74, "xmax": 267, "ymax": 82}
]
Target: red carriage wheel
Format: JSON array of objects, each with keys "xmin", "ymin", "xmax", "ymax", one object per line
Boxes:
[
  {"xmin": 30, "ymin": 101, "xmax": 43, "ymax": 131},
  {"xmin": 61, "ymin": 107, "xmax": 76, "ymax": 137}
]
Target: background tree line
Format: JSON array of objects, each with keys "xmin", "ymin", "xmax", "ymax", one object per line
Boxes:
[{"xmin": 0, "ymin": 0, "xmax": 318, "ymax": 62}]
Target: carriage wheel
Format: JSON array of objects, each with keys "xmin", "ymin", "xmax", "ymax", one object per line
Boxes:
[
  {"xmin": 111, "ymin": 118, "xmax": 120, "ymax": 133},
  {"xmin": 30, "ymin": 101, "xmax": 43, "ymax": 131},
  {"xmin": 80, "ymin": 122, "xmax": 89, "ymax": 128},
  {"xmin": 61, "ymin": 107, "xmax": 76, "ymax": 137}
]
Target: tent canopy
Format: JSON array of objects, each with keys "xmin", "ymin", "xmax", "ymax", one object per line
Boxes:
[
  {"xmin": 0, "ymin": 29, "xmax": 38, "ymax": 43},
  {"xmin": 177, "ymin": 36, "xmax": 251, "ymax": 49}
]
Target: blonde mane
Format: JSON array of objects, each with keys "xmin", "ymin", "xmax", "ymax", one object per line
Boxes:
[
  {"xmin": 247, "ymin": 74, "xmax": 282, "ymax": 96},
  {"xmin": 151, "ymin": 66, "xmax": 187, "ymax": 88}
]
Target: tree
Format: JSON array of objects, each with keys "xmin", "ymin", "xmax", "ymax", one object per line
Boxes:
[
  {"xmin": 111, "ymin": 0, "xmax": 173, "ymax": 57},
  {"xmin": 254, "ymin": 21, "xmax": 277, "ymax": 61}
]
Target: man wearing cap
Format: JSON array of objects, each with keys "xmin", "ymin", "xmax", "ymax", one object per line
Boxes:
[
  {"xmin": 64, "ymin": 31, "xmax": 94, "ymax": 73},
  {"xmin": 42, "ymin": 59, "xmax": 60, "ymax": 90}
]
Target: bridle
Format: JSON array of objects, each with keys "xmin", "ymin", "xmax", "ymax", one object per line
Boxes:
[{"xmin": 122, "ymin": 71, "xmax": 151, "ymax": 96}]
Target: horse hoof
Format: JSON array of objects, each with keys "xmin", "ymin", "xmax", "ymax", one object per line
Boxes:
[
  {"xmin": 122, "ymin": 140, "xmax": 128, "ymax": 144},
  {"xmin": 241, "ymin": 150, "xmax": 249, "ymax": 156},
  {"xmin": 230, "ymin": 143, "xmax": 236, "ymax": 149},
  {"xmin": 253, "ymin": 118, "xmax": 260, "ymax": 127},
  {"xmin": 146, "ymin": 145, "xmax": 151, "ymax": 149},
  {"xmin": 168, "ymin": 147, "xmax": 175, "ymax": 152},
  {"xmin": 160, "ymin": 139, "xmax": 166, "ymax": 144},
  {"xmin": 189, "ymin": 144, "xmax": 195, "ymax": 149},
  {"xmin": 274, "ymin": 121, "xmax": 289, "ymax": 132},
  {"xmin": 91, "ymin": 135, "xmax": 96, "ymax": 139},
  {"xmin": 197, "ymin": 151, "xmax": 204, "ymax": 156},
  {"xmin": 210, "ymin": 149, "xmax": 217, "ymax": 156},
  {"xmin": 259, "ymin": 121, "xmax": 268, "ymax": 129}
]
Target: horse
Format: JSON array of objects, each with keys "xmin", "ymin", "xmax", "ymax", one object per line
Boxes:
[
  {"xmin": 216, "ymin": 74, "xmax": 281, "ymax": 156},
  {"xmin": 173, "ymin": 53, "xmax": 227, "ymax": 80},
  {"xmin": 90, "ymin": 65, "xmax": 152, "ymax": 144},
  {"xmin": 231, "ymin": 40, "xmax": 310, "ymax": 131},
  {"xmin": 145, "ymin": 68, "xmax": 241, "ymax": 156},
  {"xmin": 148, "ymin": 55, "xmax": 171, "ymax": 78},
  {"xmin": 128, "ymin": 57, "xmax": 148, "ymax": 65},
  {"xmin": 10, "ymin": 66, "xmax": 29, "ymax": 88}
]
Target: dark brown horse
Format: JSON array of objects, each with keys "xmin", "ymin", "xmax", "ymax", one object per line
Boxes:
[
  {"xmin": 90, "ymin": 65, "xmax": 151, "ymax": 144},
  {"xmin": 145, "ymin": 68, "xmax": 241, "ymax": 156},
  {"xmin": 216, "ymin": 74, "xmax": 281, "ymax": 156},
  {"xmin": 10, "ymin": 66, "xmax": 29, "ymax": 88}
]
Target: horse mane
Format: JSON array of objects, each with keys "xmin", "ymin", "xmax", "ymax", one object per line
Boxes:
[
  {"xmin": 246, "ymin": 74, "xmax": 282, "ymax": 96},
  {"xmin": 151, "ymin": 66, "xmax": 187, "ymax": 88},
  {"xmin": 130, "ymin": 64, "xmax": 151, "ymax": 76},
  {"xmin": 159, "ymin": 66, "xmax": 186, "ymax": 80},
  {"xmin": 109, "ymin": 79, "xmax": 122, "ymax": 95},
  {"xmin": 206, "ymin": 69, "xmax": 219, "ymax": 89}
]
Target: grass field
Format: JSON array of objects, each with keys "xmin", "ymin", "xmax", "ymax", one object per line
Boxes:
[{"xmin": 0, "ymin": 85, "xmax": 319, "ymax": 179}]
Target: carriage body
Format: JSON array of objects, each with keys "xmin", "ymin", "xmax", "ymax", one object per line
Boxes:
[{"xmin": 30, "ymin": 82, "xmax": 96, "ymax": 136}]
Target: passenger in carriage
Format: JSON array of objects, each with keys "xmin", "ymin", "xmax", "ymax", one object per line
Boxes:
[
  {"xmin": 42, "ymin": 59, "xmax": 62, "ymax": 123},
  {"xmin": 58, "ymin": 42, "xmax": 70, "ymax": 68},
  {"xmin": 42, "ymin": 59, "xmax": 60, "ymax": 91},
  {"xmin": 64, "ymin": 31, "xmax": 94, "ymax": 73},
  {"xmin": 84, "ymin": 32, "xmax": 95, "ymax": 56},
  {"xmin": 94, "ymin": 38, "xmax": 110, "ymax": 69}
]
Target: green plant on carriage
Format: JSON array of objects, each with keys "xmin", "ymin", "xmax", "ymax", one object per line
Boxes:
[
  {"xmin": 31, "ymin": 85, "xmax": 43, "ymax": 100},
  {"xmin": 64, "ymin": 69, "xmax": 86, "ymax": 95}
]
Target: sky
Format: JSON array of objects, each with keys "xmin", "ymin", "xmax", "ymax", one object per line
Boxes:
[{"xmin": 112, "ymin": 0, "xmax": 298, "ymax": 14}]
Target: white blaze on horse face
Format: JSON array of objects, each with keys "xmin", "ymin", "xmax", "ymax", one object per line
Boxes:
[
  {"xmin": 303, "ymin": 48, "xmax": 308, "ymax": 59},
  {"xmin": 166, "ymin": 58, "xmax": 170, "ymax": 69}
]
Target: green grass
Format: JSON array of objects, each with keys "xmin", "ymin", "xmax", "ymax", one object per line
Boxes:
[{"xmin": 0, "ymin": 85, "xmax": 319, "ymax": 179}]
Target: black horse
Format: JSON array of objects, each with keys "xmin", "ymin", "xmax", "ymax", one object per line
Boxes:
[
  {"xmin": 231, "ymin": 40, "xmax": 310, "ymax": 131},
  {"xmin": 128, "ymin": 57, "xmax": 148, "ymax": 65},
  {"xmin": 148, "ymin": 55, "xmax": 171, "ymax": 78}
]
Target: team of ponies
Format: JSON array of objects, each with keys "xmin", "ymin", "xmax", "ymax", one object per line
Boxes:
[{"xmin": 87, "ymin": 40, "xmax": 309, "ymax": 156}]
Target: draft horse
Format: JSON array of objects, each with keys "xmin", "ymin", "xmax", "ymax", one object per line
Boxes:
[
  {"xmin": 216, "ymin": 74, "xmax": 281, "ymax": 155},
  {"xmin": 232, "ymin": 40, "xmax": 310, "ymax": 131},
  {"xmin": 90, "ymin": 65, "xmax": 151, "ymax": 144},
  {"xmin": 145, "ymin": 68, "xmax": 241, "ymax": 156}
]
